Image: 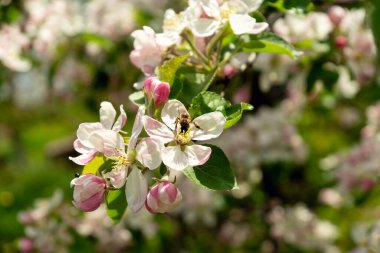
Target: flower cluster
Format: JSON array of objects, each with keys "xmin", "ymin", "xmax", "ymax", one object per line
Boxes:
[
  {"xmin": 69, "ymin": 82, "xmax": 226, "ymax": 214},
  {"xmin": 129, "ymin": 0, "xmax": 268, "ymax": 75}
]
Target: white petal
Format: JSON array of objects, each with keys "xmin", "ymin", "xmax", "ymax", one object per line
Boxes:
[
  {"xmin": 69, "ymin": 152, "xmax": 98, "ymax": 165},
  {"xmin": 186, "ymin": 145, "xmax": 211, "ymax": 166},
  {"xmin": 142, "ymin": 116, "xmax": 174, "ymax": 143},
  {"xmin": 77, "ymin": 122, "xmax": 104, "ymax": 147},
  {"xmin": 229, "ymin": 14, "xmax": 268, "ymax": 35},
  {"xmin": 190, "ymin": 18, "xmax": 220, "ymax": 37},
  {"xmin": 88, "ymin": 130, "xmax": 125, "ymax": 158},
  {"xmin": 136, "ymin": 138, "xmax": 164, "ymax": 170},
  {"xmin": 99, "ymin": 102, "xmax": 117, "ymax": 129},
  {"xmin": 112, "ymin": 105, "xmax": 127, "ymax": 131},
  {"xmin": 162, "ymin": 146, "xmax": 189, "ymax": 171},
  {"xmin": 73, "ymin": 139, "xmax": 93, "ymax": 154},
  {"xmin": 127, "ymin": 106, "xmax": 145, "ymax": 154},
  {"xmin": 125, "ymin": 167, "xmax": 148, "ymax": 213},
  {"xmin": 250, "ymin": 22, "xmax": 269, "ymax": 34},
  {"xmin": 161, "ymin": 99, "xmax": 188, "ymax": 130},
  {"xmin": 191, "ymin": 111, "xmax": 226, "ymax": 140}
]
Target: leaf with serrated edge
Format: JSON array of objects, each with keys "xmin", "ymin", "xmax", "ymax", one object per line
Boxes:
[{"xmin": 158, "ymin": 55, "xmax": 189, "ymax": 85}]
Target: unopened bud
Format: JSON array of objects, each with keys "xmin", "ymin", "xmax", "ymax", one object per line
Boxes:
[
  {"xmin": 144, "ymin": 77, "xmax": 170, "ymax": 106},
  {"xmin": 335, "ymin": 35, "xmax": 347, "ymax": 49},
  {"xmin": 19, "ymin": 238, "xmax": 33, "ymax": 253},
  {"xmin": 70, "ymin": 174, "xmax": 106, "ymax": 212},
  {"xmin": 145, "ymin": 181, "xmax": 182, "ymax": 213},
  {"xmin": 328, "ymin": 6, "xmax": 346, "ymax": 26}
]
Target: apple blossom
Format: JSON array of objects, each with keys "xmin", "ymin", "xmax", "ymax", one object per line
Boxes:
[
  {"xmin": 130, "ymin": 26, "xmax": 178, "ymax": 75},
  {"xmin": 145, "ymin": 181, "xmax": 182, "ymax": 213},
  {"xmin": 70, "ymin": 174, "xmax": 106, "ymax": 212},
  {"xmin": 328, "ymin": 6, "xmax": 346, "ymax": 26},
  {"xmin": 144, "ymin": 77, "xmax": 170, "ymax": 106},
  {"xmin": 99, "ymin": 106, "xmax": 163, "ymax": 212},
  {"xmin": 142, "ymin": 99, "xmax": 226, "ymax": 171},
  {"xmin": 69, "ymin": 101, "xmax": 126, "ymax": 165}
]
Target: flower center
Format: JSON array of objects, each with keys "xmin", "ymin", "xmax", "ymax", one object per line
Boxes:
[{"xmin": 175, "ymin": 131, "xmax": 192, "ymax": 145}]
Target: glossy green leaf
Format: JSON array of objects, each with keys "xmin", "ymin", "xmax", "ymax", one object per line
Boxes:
[
  {"xmin": 189, "ymin": 91, "xmax": 253, "ymax": 128},
  {"xmin": 183, "ymin": 145, "xmax": 236, "ymax": 190},
  {"xmin": 241, "ymin": 32, "xmax": 302, "ymax": 59},
  {"xmin": 106, "ymin": 188, "xmax": 127, "ymax": 224},
  {"xmin": 82, "ymin": 154, "xmax": 104, "ymax": 175},
  {"xmin": 225, "ymin": 103, "xmax": 254, "ymax": 129},
  {"xmin": 158, "ymin": 55, "xmax": 189, "ymax": 85}
]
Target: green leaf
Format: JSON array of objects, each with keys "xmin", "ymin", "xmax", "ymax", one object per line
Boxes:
[
  {"xmin": 189, "ymin": 91, "xmax": 253, "ymax": 128},
  {"xmin": 183, "ymin": 145, "xmax": 236, "ymax": 190},
  {"xmin": 170, "ymin": 67, "xmax": 209, "ymax": 105},
  {"xmin": 158, "ymin": 55, "xmax": 189, "ymax": 85},
  {"xmin": 106, "ymin": 188, "xmax": 127, "ymax": 224},
  {"xmin": 82, "ymin": 154, "xmax": 113, "ymax": 175},
  {"xmin": 129, "ymin": 91, "xmax": 145, "ymax": 106},
  {"xmin": 241, "ymin": 32, "xmax": 302, "ymax": 59},
  {"xmin": 82, "ymin": 154, "xmax": 104, "ymax": 175},
  {"xmin": 189, "ymin": 91, "xmax": 230, "ymax": 118},
  {"xmin": 225, "ymin": 103, "xmax": 254, "ymax": 128}
]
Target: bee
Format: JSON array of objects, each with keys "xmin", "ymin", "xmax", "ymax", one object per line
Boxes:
[{"xmin": 175, "ymin": 112, "xmax": 202, "ymax": 134}]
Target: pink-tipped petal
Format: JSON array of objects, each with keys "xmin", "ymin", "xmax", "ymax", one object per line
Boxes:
[
  {"xmin": 142, "ymin": 116, "xmax": 174, "ymax": 143},
  {"xmin": 69, "ymin": 151, "xmax": 98, "ymax": 166},
  {"xmin": 76, "ymin": 122, "xmax": 103, "ymax": 146},
  {"xmin": 112, "ymin": 105, "xmax": 127, "ymax": 131},
  {"xmin": 186, "ymin": 144, "xmax": 212, "ymax": 166}
]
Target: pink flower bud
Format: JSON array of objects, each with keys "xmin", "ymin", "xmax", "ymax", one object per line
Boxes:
[
  {"xmin": 328, "ymin": 6, "xmax": 346, "ymax": 26},
  {"xmin": 70, "ymin": 174, "xmax": 106, "ymax": 212},
  {"xmin": 335, "ymin": 35, "xmax": 347, "ymax": 49},
  {"xmin": 145, "ymin": 181, "xmax": 182, "ymax": 213},
  {"xmin": 222, "ymin": 64, "xmax": 237, "ymax": 79},
  {"xmin": 144, "ymin": 77, "xmax": 170, "ymax": 106},
  {"xmin": 19, "ymin": 238, "xmax": 33, "ymax": 253}
]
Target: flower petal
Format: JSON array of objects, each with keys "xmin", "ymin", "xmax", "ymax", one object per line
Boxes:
[
  {"xmin": 69, "ymin": 152, "xmax": 98, "ymax": 166},
  {"xmin": 186, "ymin": 144, "xmax": 211, "ymax": 167},
  {"xmin": 162, "ymin": 146, "xmax": 189, "ymax": 171},
  {"xmin": 125, "ymin": 166, "xmax": 148, "ymax": 213},
  {"xmin": 77, "ymin": 122, "xmax": 103, "ymax": 147},
  {"xmin": 103, "ymin": 168, "xmax": 127, "ymax": 189},
  {"xmin": 142, "ymin": 116, "xmax": 174, "ymax": 143},
  {"xmin": 112, "ymin": 105, "xmax": 127, "ymax": 131},
  {"xmin": 127, "ymin": 106, "xmax": 145, "ymax": 154},
  {"xmin": 88, "ymin": 130, "xmax": 125, "ymax": 158},
  {"xmin": 100, "ymin": 102, "xmax": 117, "ymax": 129},
  {"xmin": 161, "ymin": 99, "xmax": 188, "ymax": 130},
  {"xmin": 190, "ymin": 18, "xmax": 220, "ymax": 37},
  {"xmin": 191, "ymin": 111, "xmax": 226, "ymax": 140},
  {"xmin": 229, "ymin": 14, "xmax": 268, "ymax": 35},
  {"xmin": 136, "ymin": 138, "xmax": 164, "ymax": 170},
  {"xmin": 73, "ymin": 139, "xmax": 93, "ymax": 154}
]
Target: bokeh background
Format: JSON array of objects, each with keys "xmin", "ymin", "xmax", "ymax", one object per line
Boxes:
[{"xmin": 0, "ymin": 0, "xmax": 380, "ymax": 252}]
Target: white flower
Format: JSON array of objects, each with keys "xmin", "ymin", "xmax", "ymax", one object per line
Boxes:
[
  {"xmin": 69, "ymin": 102, "xmax": 127, "ymax": 165},
  {"xmin": 142, "ymin": 99, "xmax": 226, "ymax": 171},
  {"xmin": 102, "ymin": 106, "xmax": 163, "ymax": 212}
]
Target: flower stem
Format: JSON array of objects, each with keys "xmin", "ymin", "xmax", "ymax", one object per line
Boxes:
[{"xmin": 182, "ymin": 32, "xmax": 211, "ymax": 68}]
